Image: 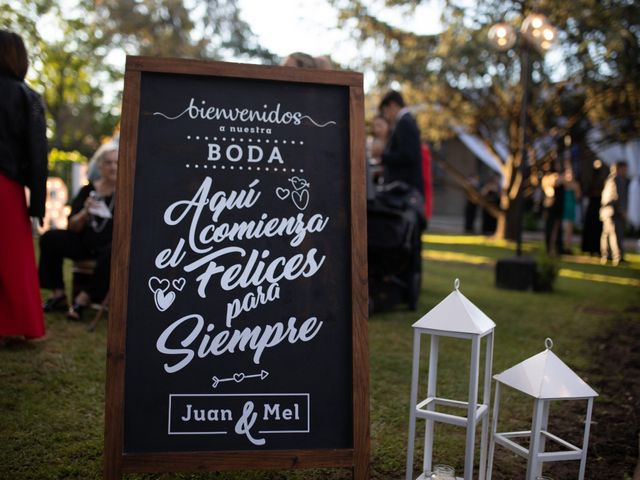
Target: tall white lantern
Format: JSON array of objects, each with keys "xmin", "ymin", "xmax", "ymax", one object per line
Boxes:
[
  {"xmin": 486, "ymin": 339, "xmax": 598, "ymax": 479},
  {"xmin": 406, "ymin": 279, "xmax": 495, "ymax": 480}
]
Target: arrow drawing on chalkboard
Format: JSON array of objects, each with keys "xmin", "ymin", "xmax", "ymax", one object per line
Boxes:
[
  {"xmin": 211, "ymin": 370, "xmax": 269, "ymax": 389},
  {"xmin": 289, "ymin": 176, "xmax": 309, "ymax": 191}
]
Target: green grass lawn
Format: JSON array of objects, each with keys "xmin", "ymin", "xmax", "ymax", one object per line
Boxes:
[{"xmin": 1, "ymin": 235, "xmax": 638, "ymax": 479}]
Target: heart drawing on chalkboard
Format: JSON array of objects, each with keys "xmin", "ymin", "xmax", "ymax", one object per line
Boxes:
[
  {"xmin": 275, "ymin": 187, "xmax": 290, "ymax": 200},
  {"xmin": 290, "ymin": 176, "xmax": 309, "ymax": 191},
  {"xmin": 292, "ymin": 189, "xmax": 309, "ymax": 210},
  {"xmin": 172, "ymin": 278, "xmax": 186, "ymax": 291},
  {"xmin": 233, "ymin": 373, "xmax": 245, "ymax": 383},
  {"xmin": 149, "ymin": 276, "xmax": 180, "ymax": 312},
  {"xmin": 148, "ymin": 276, "xmax": 170, "ymax": 294},
  {"xmin": 154, "ymin": 289, "xmax": 176, "ymax": 312}
]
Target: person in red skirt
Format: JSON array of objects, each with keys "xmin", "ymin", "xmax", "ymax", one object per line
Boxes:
[{"xmin": 0, "ymin": 30, "xmax": 48, "ymax": 344}]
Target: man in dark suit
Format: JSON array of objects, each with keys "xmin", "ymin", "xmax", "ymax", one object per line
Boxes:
[
  {"xmin": 379, "ymin": 90, "xmax": 424, "ymax": 195},
  {"xmin": 375, "ymin": 91, "xmax": 425, "ymax": 311}
]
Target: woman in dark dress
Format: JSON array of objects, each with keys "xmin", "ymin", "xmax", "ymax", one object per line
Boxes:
[
  {"xmin": 39, "ymin": 142, "xmax": 118, "ymax": 320},
  {"xmin": 0, "ymin": 30, "xmax": 48, "ymax": 343}
]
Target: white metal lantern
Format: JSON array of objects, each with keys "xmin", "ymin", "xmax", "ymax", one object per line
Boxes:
[
  {"xmin": 486, "ymin": 339, "xmax": 598, "ymax": 480},
  {"xmin": 406, "ymin": 279, "xmax": 495, "ymax": 480}
]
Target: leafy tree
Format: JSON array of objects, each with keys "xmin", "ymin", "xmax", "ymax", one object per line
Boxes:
[
  {"xmin": 333, "ymin": 0, "xmax": 640, "ymax": 239},
  {"xmin": 2, "ymin": 1, "xmax": 119, "ymax": 155},
  {"xmin": 90, "ymin": 0, "xmax": 277, "ymax": 61},
  {"xmin": 1, "ymin": 0, "xmax": 277, "ymax": 158}
]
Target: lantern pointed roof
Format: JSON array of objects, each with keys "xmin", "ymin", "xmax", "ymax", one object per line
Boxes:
[
  {"xmin": 494, "ymin": 342, "xmax": 598, "ymax": 399},
  {"xmin": 412, "ymin": 280, "xmax": 495, "ymax": 335}
]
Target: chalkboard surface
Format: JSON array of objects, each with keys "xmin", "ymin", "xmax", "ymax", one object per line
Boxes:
[{"xmin": 104, "ymin": 57, "xmax": 368, "ymax": 478}]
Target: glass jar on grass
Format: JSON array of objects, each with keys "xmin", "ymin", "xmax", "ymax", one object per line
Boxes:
[{"xmin": 425, "ymin": 464, "xmax": 456, "ymax": 479}]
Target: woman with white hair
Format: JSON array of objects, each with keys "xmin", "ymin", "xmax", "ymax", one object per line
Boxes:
[
  {"xmin": 39, "ymin": 142, "xmax": 118, "ymax": 320},
  {"xmin": 87, "ymin": 138, "xmax": 118, "ymax": 182}
]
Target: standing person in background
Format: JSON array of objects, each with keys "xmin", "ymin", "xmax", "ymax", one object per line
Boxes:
[
  {"xmin": 368, "ymin": 114, "xmax": 390, "ymax": 185},
  {"xmin": 0, "ymin": 30, "xmax": 48, "ymax": 344},
  {"xmin": 421, "ymin": 143, "xmax": 433, "ymax": 228},
  {"xmin": 378, "ymin": 90, "xmax": 424, "ymax": 196},
  {"xmin": 542, "ymin": 169, "xmax": 565, "ymax": 255},
  {"xmin": 581, "ymin": 159, "xmax": 608, "ymax": 255},
  {"xmin": 377, "ymin": 90, "xmax": 424, "ymax": 310},
  {"xmin": 600, "ymin": 161, "xmax": 629, "ymax": 265},
  {"xmin": 561, "ymin": 168, "xmax": 581, "ymax": 254},
  {"xmin": 281, "ymin": 52, "xmax": 332, "ymax": 69}
]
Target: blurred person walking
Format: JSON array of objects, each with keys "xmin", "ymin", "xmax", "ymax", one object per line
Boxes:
[{"xmin": 0, "ymin": 30, "xmax": 48, "ymax": 344}]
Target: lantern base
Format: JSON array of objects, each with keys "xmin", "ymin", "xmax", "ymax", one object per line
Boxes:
[
  {"xmin": 416, "ymin": 475, "xmax": 463, "ymax": 480},
  {"xmin": 416, "ymin": 396, "xmax": 489, "ymax": 427},
  {"xmin": 494, "ymin": 429, "xmax": 584, "ymax": 462},
  {"xmin": 495, "ymin": 256, "xmax": 536, "ymax": 291}
]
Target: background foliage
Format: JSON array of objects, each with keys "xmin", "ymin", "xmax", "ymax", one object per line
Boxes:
[
  {"xmin": 1, "ymin": 0, "xmax": 277, "ymax": 158},
  {"xmin": 4, "ymin": 0, "xmax": 637, "ymax": 173},
  {"xmin": 333, "ymin": 0, "xmax": 640, "ymax": 237}
]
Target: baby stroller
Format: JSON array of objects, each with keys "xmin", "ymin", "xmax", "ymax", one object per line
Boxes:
[{"xmin": 367, "ymin": 182, "xmax": 425, "ymax": 313}]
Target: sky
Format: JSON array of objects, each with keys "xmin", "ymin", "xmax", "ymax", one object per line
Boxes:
[
  {"xmin": 237, "ymin": 0, "xmax": 444, "ymax": 68},
  {"xmin": 33, "ymin": 0, "xmax": 445, "ymax": 93},
  {"xmin": 34, "ymin": 0, "xmax": 569, "ymax": 98},
  {"xmin": 237, "ymin": 0, "xmax": 568, "ymax": 88}
]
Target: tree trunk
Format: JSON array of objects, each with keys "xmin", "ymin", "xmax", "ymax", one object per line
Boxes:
[
  {"xmin": 494, "ymin": 189, "xmax": 522, "ymax": 241},
  {"xmin": 494, "ymin": 211, "xmax": 506, "ymax": 239}
]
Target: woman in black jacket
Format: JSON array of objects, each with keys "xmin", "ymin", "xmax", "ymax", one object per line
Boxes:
[{"xmin": 0, "ymin": 30, "xmax": 48, "ymax": 343}]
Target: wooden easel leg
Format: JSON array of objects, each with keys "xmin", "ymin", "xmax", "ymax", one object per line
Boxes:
[
  {"xmin": 103, "ymin": 456, "xmax": 122, "ymax": 480},
  {"xmin": 87, "ymin": 305, "xmax": 106, "ymax": 332},
  {"xmin": 87, "ymin": 293, "xmax": 109, "ymax": 332},
  {"xmin": 353, "ymin": 458, "xmax": 370, "ymax": 480}
]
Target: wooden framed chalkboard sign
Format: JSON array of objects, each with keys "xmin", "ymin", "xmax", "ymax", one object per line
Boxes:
[{"xmin": 104, "ymin": 56, "xmax": 369, "ymax": 479}]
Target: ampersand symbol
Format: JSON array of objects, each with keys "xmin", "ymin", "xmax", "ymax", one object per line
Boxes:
[{"xmin": 234, "ymin": 401, "xmax": 265, "ymax": 446}]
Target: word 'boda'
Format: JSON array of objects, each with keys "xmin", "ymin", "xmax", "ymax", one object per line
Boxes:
[{"xmin": 208, "ymin": 143, "xmax": 283, "ymax": 164}]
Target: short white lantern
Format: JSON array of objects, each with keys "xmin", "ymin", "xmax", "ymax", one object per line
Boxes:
[
  {"xmin": 486, "ymin": 339, "xmax": 598, "ymax": 480},
  {"xmin": 406, "ymin": 279, "xmax": 495, "ymax": 480}
]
